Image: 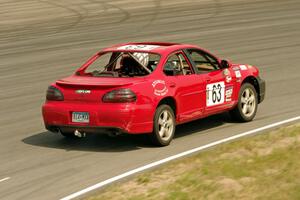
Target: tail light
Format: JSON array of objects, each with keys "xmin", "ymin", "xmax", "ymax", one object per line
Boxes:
[
  {"xmin": 46, "ymin": 86, "xmax": 64, "ymax": 101},
  {"xmin": 102, "ymin": 89, "xmax": 136, "ymax": 103}
]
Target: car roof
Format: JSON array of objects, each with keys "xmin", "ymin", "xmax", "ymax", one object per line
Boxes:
[{"xmin": 102, "ymin": 42, "xmax": 200, "ymax": 55}]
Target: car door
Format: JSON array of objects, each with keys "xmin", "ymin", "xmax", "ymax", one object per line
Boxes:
[
  {"xmin": 163, "ymin": 51, "xmax": 206, "ymax": 123},
  {"xmin": 185, "ymin": 49, "xmax": 234, "ymax": 115}
]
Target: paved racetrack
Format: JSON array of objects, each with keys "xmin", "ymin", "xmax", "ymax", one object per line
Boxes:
[{"xmin": 1, "ymin": 0, "xmax": 300, "ymax": 199}]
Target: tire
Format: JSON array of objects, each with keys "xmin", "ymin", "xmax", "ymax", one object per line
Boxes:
[
  {"xmin": 230, "ymin": 83, "xmax": 258, "ymax": 122},
  {"xmin": 150, "ymin": 105, "xmax": 176, "ymax": 146}
]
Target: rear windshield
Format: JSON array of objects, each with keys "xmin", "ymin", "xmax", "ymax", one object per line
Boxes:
[{"xmin": 82, "ymin": 51, "xmax": 161, "ymax": 77}]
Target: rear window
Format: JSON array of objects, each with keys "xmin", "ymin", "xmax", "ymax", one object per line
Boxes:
[{"xmin": 83, "ymin": 51, "xmax": 161, "ymax": 77}]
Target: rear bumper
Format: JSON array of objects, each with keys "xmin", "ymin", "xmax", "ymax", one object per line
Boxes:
[
  {"xmin": 257, "ymin": 76, "xmax": 266, "ymax": 103},
  {"xmin": 45, "ymin": 124, "xmax": 124, "ymax": 135},
  {"xmin": 42, "ymin": 101, "xmax": 154, "ymax": 134}
]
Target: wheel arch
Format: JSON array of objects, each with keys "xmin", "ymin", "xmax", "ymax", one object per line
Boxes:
[
  {"xmin": 242, "ymin": 76, "xmax": 262, "ymax": 103},
  {"xmin": 157, "ymin": 96, "xmax": 177, "ymax": 117}
]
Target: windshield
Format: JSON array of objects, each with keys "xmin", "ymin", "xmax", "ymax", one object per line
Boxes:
[{"xmin": 82, "ymin": 51, "xmax": 161, "ymax": 77}]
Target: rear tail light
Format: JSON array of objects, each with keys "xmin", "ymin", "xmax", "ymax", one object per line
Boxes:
[
  {"xmin": 102, "ymin": 89, "xmax": 136, "ymax": 103},
  {"xmin": 46, "ymin": 86, "xmax": 64, "ymax": 101}
]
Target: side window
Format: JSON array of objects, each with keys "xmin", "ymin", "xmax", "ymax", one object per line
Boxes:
[
  {"xmin": 163, "ymin": 52, "xmax": 193, "ymax": 76},
  {"xmin": 147, "ymin": 54, "xmax": 160, "ymax": 71},
  {"xmin": 205, "ymin": 53, "xmax": 220, "ymax": 69},
  {"xmin": 188, "ymin": 50, "xmax": 219, "ymax": 72}
]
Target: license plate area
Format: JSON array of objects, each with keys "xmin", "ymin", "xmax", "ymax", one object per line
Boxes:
[{"xmin": 72, "ymin": 112, "xmax": 89, "ymax": 123}]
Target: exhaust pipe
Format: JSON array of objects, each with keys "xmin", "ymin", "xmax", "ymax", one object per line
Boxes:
[
  {"xmin": 74, "ymin": 129, "xmax": 86, "ymax": 138},
  {"xmin": 107, "ymin": 130, "xmax": 122, "ymax": 137}
]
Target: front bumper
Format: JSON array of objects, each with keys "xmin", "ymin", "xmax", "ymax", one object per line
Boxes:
[
  {"xmin": 42, "ymin": 101, "xmax": 154, "ymax": 134},
  {"xmin": 257, "ymin": 76, "xmax": 266, "ymax": 103}
]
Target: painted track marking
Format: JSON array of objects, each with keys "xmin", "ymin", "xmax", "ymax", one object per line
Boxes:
[
  {"xmin": 0, "ymin": 177, "xmax": 10, "ymax": 183},
  {"xmin": 61, "ymin": 116, "xmax": 300, "ymax": 200}
]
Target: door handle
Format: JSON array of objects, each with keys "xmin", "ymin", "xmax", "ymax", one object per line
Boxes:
[
  {"xmin": 206, "ymin": 78, "xmax": 211, "ymax": 83},
  {"xmin": 169, "ymin": 82, "xmax": 176, "ymax": 88}
]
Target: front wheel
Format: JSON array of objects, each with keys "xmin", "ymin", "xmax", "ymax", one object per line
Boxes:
[
  {"xmin": 150, "ymin": 105, "xmax": 176, "ymax": 146},
  {"xmin": 230, "ymin": 83, "xmax": 258, "ymax": 122}
]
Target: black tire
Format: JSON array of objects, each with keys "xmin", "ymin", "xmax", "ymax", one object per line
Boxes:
[
  {"xmin": 150, "ymin": 105, "xmax": 176, "ymax": 146},
  {"xmin": 230, "ymin": 83, "xmax": 258, "ymax": 122}
]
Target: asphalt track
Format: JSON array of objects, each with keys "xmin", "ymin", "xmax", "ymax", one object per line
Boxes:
[{"xmin": 1, "ymin": 0, "xmax": 300, "ymax": 199}]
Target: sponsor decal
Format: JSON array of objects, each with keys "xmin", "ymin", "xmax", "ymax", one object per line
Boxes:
[
  {"xmin": 239, "ymin": 65, "xmax": 248, "ymax": 70},
  {"xmin": 223, "ymin": 69, "xmax": 232, "ymax": 83},
  {"xmin": 235, "ymin": 70, "xmax": 241, "ymax": 78},
  {"xmin": 226, "ymin": 76, "xmax": 232, "ymax": 83},
  {"xmin": 225, "ymin": 87, "xmax": 233, "ymax": 102},
  {"xmin": 152, "ymin": 80, "xmax": 168, "ymax": 96},
  {"xmin": 206, "ymin": 81, "xmax": 225, "ymax": 106},
  {"xmin": 223, "ymin": 68, "xmax": 230, "ymax": 76},
  {"xmin": 117, "ymin": 45, "xmax": 160, "ymax": 50},
  {"xmin": 232, "ymin": 66, "xmax": 240, "ymax": 71}
]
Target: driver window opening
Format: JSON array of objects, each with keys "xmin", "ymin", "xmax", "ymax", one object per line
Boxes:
[{"xmin": 187, "ymin": 50, "xmax": 219, "ymax": 72}]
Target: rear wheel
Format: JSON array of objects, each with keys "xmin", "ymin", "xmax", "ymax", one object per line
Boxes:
[
  {"xmin": 230, "ymin": 83, "xmax": 258, "ymax": 122},
  {"xmin": 150, "ymin": 105, "xmax": 175, "ymax": 146}
]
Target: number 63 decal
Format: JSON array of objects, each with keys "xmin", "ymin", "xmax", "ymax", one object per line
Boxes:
[{"xmin": 206, "ymin": 82, "xmax": 225, "ymax": 106}]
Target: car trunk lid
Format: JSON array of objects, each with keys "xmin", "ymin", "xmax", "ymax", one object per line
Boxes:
[{"xmin": 55, "ymin": 75, "xmax": 143, "ymax": 103}]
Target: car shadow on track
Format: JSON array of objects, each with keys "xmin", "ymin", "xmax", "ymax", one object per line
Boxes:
[
  {"xmin": 175, "ymin": 113, "xmax": 232, "ymax": 139},
  {"xmin": 22, "ymin": 113, "xmax": 233, "ymax": 152}
]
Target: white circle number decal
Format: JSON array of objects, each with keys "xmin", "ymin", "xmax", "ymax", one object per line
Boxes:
[
  {"xmin": 152, "ymin": 80, "xmax": 168, "ymax": 96},
  {"xmin": 206, "ymin": 82, "xmax": 225, "ymax": 106}
]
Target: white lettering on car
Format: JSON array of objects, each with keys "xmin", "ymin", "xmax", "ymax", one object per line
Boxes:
[
  {"xmin": 75, "ymin": 90, "xmax": 91, "ymax": 94},
  {"xmin": 152, "ymin": 80, "xmax": 168, "ymax": 96},
  {"xmin": 225, "ymin": 87, "xmax": 233, "ymax": 102}
]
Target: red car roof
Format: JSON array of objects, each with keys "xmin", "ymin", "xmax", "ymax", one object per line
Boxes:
[{"xmin": 102, "ymin": 42, "xmax": 199, "ymax": 54}]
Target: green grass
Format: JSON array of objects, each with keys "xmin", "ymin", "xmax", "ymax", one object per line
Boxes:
[{"xmin": 86, "ymin": 124, "xmax": 300, "ymax": 200}]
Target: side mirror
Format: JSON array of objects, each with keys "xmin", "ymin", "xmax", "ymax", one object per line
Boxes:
[{"xmin": 220, "ymin": 60, "xmax": 230, "ymax": 69}]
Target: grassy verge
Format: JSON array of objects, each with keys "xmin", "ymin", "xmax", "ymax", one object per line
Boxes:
[{"xmin": 86, "ymin": 124, "xmax": 300, "ymax": 200}]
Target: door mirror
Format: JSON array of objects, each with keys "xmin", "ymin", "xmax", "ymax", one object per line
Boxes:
[{"xmin": 220, "ymin": 60, "xmax": 230, "ymax": 69}]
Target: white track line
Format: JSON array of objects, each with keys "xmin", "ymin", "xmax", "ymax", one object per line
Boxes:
[
  {"xmin": 61, "ymin": 116, "xmax": 300, "ymax": 200},
  {"xmin": 0, "ymin": 177, "xmax": 10, "ymax": 183}
]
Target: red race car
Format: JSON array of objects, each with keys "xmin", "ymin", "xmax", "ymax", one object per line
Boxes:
[{"xmin": 42, "ymin": 42, "xmax": 265, "ymax": 146}]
